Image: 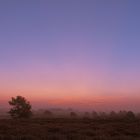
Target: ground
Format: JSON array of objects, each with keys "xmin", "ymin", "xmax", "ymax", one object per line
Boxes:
[{"xmin": 0, "ymin": 118, "xmax": 140, "ymax": 140}]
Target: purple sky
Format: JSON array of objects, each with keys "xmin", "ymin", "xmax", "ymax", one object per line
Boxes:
[{"xmin": 0, "ymin": 0, "xmax": 140, "ymax": 110}]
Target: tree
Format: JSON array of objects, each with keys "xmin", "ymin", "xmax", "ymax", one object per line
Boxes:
[{"xmin": 8, "ymin": 96, "xmax": 32, "ymax": 119}]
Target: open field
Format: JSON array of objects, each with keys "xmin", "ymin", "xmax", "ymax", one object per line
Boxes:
[{"xmin": 0, "ymin": 118, "xmax": 140, "ymax": 140}]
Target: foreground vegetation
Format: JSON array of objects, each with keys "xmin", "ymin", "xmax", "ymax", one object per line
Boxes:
[
  {"xmin": 0, "ymin": 117, "xmax": 140, "ymax": 140},
  {"xmin": 0, "ymin": 96, "xmax": 139, "ymax": 139}
]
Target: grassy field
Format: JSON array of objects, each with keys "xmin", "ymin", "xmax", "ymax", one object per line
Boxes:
[{"xmin": 0, "ymin": 118, "xmax": 140, "ymax": 140}]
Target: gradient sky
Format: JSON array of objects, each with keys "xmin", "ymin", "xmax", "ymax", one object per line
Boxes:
[{"xmin": 0, "ymin": 0, "xmax": 140, "ymax": 111}]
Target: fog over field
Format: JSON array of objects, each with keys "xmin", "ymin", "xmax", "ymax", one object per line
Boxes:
[{"xmin": 0, "ymin": 0, "xmax": 140, "ymax": 139}]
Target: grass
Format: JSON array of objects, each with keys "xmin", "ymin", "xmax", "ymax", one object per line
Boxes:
[{"xmin": 0, "ymin": 118, "xmax": 140, "ymax": 140}]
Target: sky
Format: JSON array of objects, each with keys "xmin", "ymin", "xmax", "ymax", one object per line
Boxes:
[{"xmin": 0, "ymin": 0, "xmax": 140, "ymax": 111}]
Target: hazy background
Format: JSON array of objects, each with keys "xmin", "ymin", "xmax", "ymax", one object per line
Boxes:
[{"xmin": 0, "ymin": 0, "xmax": 140, "ymax": 111}]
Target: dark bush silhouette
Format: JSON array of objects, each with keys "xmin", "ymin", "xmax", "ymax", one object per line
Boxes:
[
  {"xmin": 83, "ymin": 112, "xmax": 90, "ymax": 119},
  {"xmin": 99, "ymin": 112, "xmax": 107, "ymax": 119},
  {"xmin": 118, "ymin": 110, "xmax": 127, "ymax": 119},
  {"xmin": 126, "ymin": 111, "xmax": 135, "ymax": 120},
  {"xmin": 8, "ymin": 96, "xmax": 32, "ymax": 119},
  {"xmin": 70, "ymin": 112, "xmax": 77, "ymax": 118},
  {"xmin": 92, "ymin": 111, "xmax": 98, "ymax": 119},
  {"xmin": 136, "ymin": 113, "xmax": 140, "ymax": 119},
  {"xmin": 109, "ymin": 111, "xmax": 117, "ymax": 119},
  {"xmin": 44, "ymin": 110, "xmax": 53, "ymax": 118}
]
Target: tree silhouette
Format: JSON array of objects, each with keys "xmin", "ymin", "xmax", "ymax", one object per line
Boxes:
[{"xmin": 8, "ymin": 96, "xmax": 32, "ymax": 119}]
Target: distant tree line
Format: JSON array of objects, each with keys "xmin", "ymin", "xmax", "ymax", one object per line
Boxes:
[
  {"xmin": 70, "ymin": 110, "xmax": 136, "ymax": 120},
  {"xmin": 6, "ymin": 95, "xmax": 139, "ymax": 121}
]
